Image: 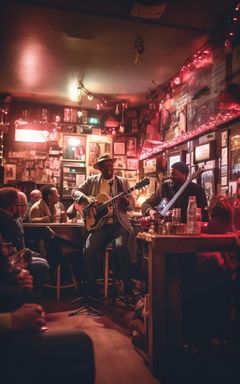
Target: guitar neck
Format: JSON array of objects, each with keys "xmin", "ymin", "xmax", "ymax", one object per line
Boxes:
[
  {"xmin": 160, "ymin": 169, "xmax": 202, "ymax": 217},
  {"xmin": 160, "ymin": 179, "xmax": 190, "ymax": 216}
]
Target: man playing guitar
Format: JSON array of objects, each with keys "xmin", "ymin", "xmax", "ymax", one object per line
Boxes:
[
  {"xmin": 72, "ymin": 153, "xmax": 137, "ymax": 299},
  {"xmin": 141, "ymin": 161, "xmax": 208, "ymax": 223}
]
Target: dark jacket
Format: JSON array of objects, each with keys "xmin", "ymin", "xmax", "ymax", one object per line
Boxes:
[
  {"xmin": 141, "ymin": 180, "xmax": 208, "ymax": 223},
  {"xmin": 0, "ymin": 209, "xmax": 24, "ymax": 250}
]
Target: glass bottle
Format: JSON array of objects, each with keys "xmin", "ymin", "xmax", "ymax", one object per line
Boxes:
[
  {"xmin": 187, "ymin": 196, "xmax": 197, "ymax": 235},
  {"xmin": 233, "ymin": 179, "xmax": 240, "ymax": 232}
]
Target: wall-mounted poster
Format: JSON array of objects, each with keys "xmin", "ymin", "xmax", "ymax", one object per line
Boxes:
[
  {"xmin": 113, "ymin": 142, "xmax": 125, "ymax": 155},
  {"xmin": 113, "ymin": 155, "xmax": 126, "ymax": 169},
  {"xmin": 221, "ymin": 130, "xmax": 228, "ymax": 147},
  {"xmin": 88, "ymin": 142, "xmax": 111, "ymax": 166},
  {"xmin": 4, "ymin": 164, "xmax": 16, "ymax": 183},
  {"xmin": 125, "ymin": 170, "xmax": 137, "ymax": 180},
  {"xmin": 126, "ymin": 137, "xmax": 137, "ymax": 157},
  {"xmin": 63, "ymin": 135, "xmax": 86, "ymax": 161},
  {"xmin": 221, "ymin": 147, "xmax": 228, "ymax": 166},
  {"xmin": 230, "ymin": 134, "xmax": 240, "ymax": 180},
  {"xmin": 143, "ymin": 158, "xmax": 156, "ymax": 173},
  {"xmin": 127, "ymin": 158, "xmax": 138, "ymax": 170},
  {"xmin": 201, "ymin": 169, "xmax": 215, "ymax": 202}
]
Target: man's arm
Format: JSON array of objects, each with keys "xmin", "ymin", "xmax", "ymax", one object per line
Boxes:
[{"xmin": 141, "ymin": 188, "xmax": 162, "ymax": 216}]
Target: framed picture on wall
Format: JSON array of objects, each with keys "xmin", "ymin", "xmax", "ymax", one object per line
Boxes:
[
  {"xmin": 221, "ymin": 147, "xmax": 228, "ymax": 166},
  {"xmin": 125, "ymin": 170, "xmax": 137, "ymax": 180},
  {"xmin": 63, "ymin": 135, "xmax": 86, "ymax": 161},
  {"xmin": 193, "ymin": 141, "xmax": 216, "ymax": 163},
  {"xmin": 113, "ymin": 155, "xmax": 126, "ymax": 169},
  {"xmin": 88, "ymin": 142, "xmax": 111, "ymax": 166},
  {"xmin": 126, "ymin": 137, "xmax": 137, "ymax": 157},
  {"xmin": 201, "ymin": 169, "xmax": 215, "ymax": 202},
  {"xmin": 221, "ymin": 130, "xmax": 228, "ymax": 147},
  {"xmin": 230, "ymin": 134, "xmax": 240, "ymax": 180},
  {"xmin": 4, "ymin": 164, "xmax": 16, "ymax": 183},
  {"xmin": 113, "ymin": 142, "xmax": 125, "ymax": 155},
  {"xmin": 127, "ymin": 158, "xmax": 138, "ymax": 170}
]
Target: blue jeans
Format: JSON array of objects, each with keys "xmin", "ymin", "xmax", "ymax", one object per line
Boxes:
[{"xmin": 29, "ymin": 255, "xmax": 49, "ymax": 298}]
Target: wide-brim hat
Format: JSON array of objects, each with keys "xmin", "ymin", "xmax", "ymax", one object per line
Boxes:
[{"xmin": 93, "ymin": 153, "xmax": 117, "ymax": 169}]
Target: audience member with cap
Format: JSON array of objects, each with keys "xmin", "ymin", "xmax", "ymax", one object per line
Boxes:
[
  {"xmin": 72, "ymin": 153, "xmax": 136, "ymax": 299},
  {"xmin": 141, "ymin": 161, "xmax": 208, "ymax": 222}
]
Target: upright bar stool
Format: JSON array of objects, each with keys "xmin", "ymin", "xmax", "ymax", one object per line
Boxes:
[
  {"xmin": 104, "ymin": 243, "xmax": 113, "ymax": 299},
  {"xmin": 44, "ymin": 226, "xmax": 79, "ymax": 301}
]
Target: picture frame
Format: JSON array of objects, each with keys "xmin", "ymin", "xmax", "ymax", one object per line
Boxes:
[
  {"xmin": 63, "ymin": 135, "xmax": 86, "ymax": 161},
  {"xmin": 125, "ymin": 170, "xmax": 137, "ymax": 180},
  {"xmin": 201, "ymin": 169, "xmax": 215, "ymax": 202},
  {"xmin": 221, "ymin": 176, "xmax": 228, "ymax": 186},
  {"xmin": 168, "ymin": 154, "xmax": 181, "ymax": 171},
  {"xmin": 88, "ymin": 141, "xmax": 111, "ymax": 166},
  {"xmin": 230, "ymin": 134, "xmax": 240, "ymax": 180},
  {"xmin": 4, "ymin": 164, "xmax": 16, "ymax": 182},
  {"xmin": 143, "ymin": 158, "xmax": 156, "ymax": 173},
  {"xmin": 221, "ymin": 165, "xmax": 228, "ymax": 177},
  {"xmin": 127, "ymin": 158, "xmax": 138, "ymax": 170},
  {"xmin": 126, "ymin": 137, "xmax": 137, "ymax": 157},
  {"xmin": 221, "ymin": 147, "xmax": 228, "ymax": 166},
  {"xmin": 113, "ymin": 142, "xmax": 125, "ymax": 155},
  {"xmin": 113, "ymin": 155, "xmax": 127, "ymax": 169},
  {"xmin": 193, "ymin": 141, "xmax": 216, "ymax": 164},
  {"xmin": 221, "ymin": 130, "xmax": 228, "ymax": 147}
]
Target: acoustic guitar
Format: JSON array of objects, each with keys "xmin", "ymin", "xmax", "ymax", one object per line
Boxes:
[{"xmin": 83, "ymin": 178, "xmax": 150, "ymax": 231}]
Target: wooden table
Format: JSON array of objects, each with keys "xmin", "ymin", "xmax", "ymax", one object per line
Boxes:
[
  {"xmin": 138, "ymin": 232, "xmax": 239, "ymax": 380},
  {"xmin": 23, "ymin": 222, "xmax": 86, "ymax": 247}
]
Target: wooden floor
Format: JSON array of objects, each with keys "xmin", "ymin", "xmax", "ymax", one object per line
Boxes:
[{"xmin": 41, "ymin": 289, "xmax": 160, "ymax": 384}]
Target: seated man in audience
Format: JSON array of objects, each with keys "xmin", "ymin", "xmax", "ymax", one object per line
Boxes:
[
  {"xmin": 29, "ymin": 185, "xmax": 82, "ymax": 283},
  {"xmin": 0, "ymin": 188, "xmax": 49, "ymax": 299},
  {"xmin": 0, "ymin": 235, "xmax": 34, "ymax": 311},
  {"xmin": 29, "ymin": 184, "xmax": 67, "ymax": 223},
  {"xmin": 23, "ymin": 188, "xmax": 42, "ymax": 222},
  {"xmin": 0, "ymin": 242, "xmax": 95, "ymax": 384}
]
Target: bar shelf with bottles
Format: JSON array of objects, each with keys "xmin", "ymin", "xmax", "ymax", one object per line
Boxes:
[{"xmin": 61, "ymin": 161, "xmax": 86, "ymax": 199}]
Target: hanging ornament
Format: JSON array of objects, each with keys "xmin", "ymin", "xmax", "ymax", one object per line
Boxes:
[{"xmin": 134, "ymin": 34, "xmax": 144, "ymax": 64}]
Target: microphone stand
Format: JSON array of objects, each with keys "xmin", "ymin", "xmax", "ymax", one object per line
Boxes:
[{"xmin": 68, "ymin": 210, "xmax": 102, "ymax": 317}]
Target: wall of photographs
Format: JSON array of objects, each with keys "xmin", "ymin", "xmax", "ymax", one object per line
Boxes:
[{"xmin": 113, "ymin": 135, "xmax": 139, "ymax": 199}]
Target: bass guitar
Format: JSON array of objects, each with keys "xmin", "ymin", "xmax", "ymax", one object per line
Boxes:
[
  {"xmin": 83, "ymin": 178, "xmax": 150, "ymax": 231},
  {"xmin": 155, "ymin": 167, "xmax": 204, "ymax": 217}
]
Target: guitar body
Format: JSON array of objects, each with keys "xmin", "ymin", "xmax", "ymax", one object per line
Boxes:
[
  {"xmin": 83, "ymin": 177, "xmax": 150, "ymax": 231},
  {"xmin": 85, "ymin": 193, "xmax": 112, "ymax": 231}
]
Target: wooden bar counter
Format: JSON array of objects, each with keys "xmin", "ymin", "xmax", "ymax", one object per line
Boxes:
[
  {"xmin": 137, "ymin": 232, "xmax": 239, "ymax": 380},
  {"xmin": 23, "ymin": 222, "xmax": 86, "ymax": 247}
]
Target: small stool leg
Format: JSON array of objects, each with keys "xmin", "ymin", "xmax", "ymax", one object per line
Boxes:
[
  {"xmin": 68, "ymin": 258, "xmax": 79, "ymax": 292},
  {"xmin": 56, "ymin": 264, "xmax": 61, "ymax": 302},
  {"xmin": 104, "ymin": 251, "xmax": 109, "ymax": 299}
]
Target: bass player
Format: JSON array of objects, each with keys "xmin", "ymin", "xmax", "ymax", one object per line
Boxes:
[
  {"xmin": 71, "ymin": 153, "xmax": 137, "ymax": 299},
  {"xmin": 141, "ymin": 161, "xmax": 209, "ymax": 223}
]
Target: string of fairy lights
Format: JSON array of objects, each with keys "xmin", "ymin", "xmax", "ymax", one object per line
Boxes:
[{"xmin": 140, "ymin": 1, "xmax": 240, "ymax": 160}]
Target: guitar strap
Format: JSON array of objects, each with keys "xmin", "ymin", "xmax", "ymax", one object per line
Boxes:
[{"xmin": 115, "ymin": 176, "xmax": 123, "ymax": 193}]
